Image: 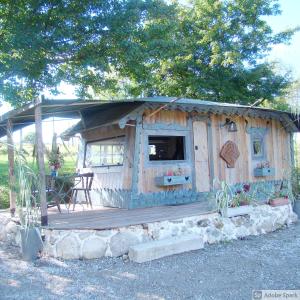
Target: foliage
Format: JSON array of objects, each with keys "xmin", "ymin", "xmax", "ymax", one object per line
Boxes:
[
  {"xmin": 214, "ymin": 180, "xmax": 233, "ymax": 216},
  {"xmin": 0, "ymin": 0, "xmax": 178, "ymax": 106},
  {"xmin": 0, "ymin": 186, "xmax": 9, "ymax": 209},
  {"xmin": 22, "ymin": 132, "xmax": 36, "ymax": 145},
  {"xmin": 0, "ymin": 144, "xmax": 76, "ymax": 209},
  {"xmin": 291, "ymin": 167, "xmax": 300, "ymax": 199},
  {"xmin": 14, "ymin": 148, "xmax": 40, "ymax": 228},
  {"xmin": 0, "ymin": 0, "xmax": 297, "ymax": 106},
  {"xmin": 230, "ymin": 184, "xmax": 253, "ymax": 207},
  {"xmin": 265, "ymin": 80, "xmax": 300, "ymax": 112},
  {"xmin": 136, "ymin": 0, "xmax": 296, "ymax": 104}
]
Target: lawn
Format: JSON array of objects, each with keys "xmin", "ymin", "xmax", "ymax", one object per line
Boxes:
[{"xmin": 0, "ymin": 145, "xmax": 77, "ymax": 209}]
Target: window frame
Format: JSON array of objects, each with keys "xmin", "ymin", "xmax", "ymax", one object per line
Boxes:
[
  {"xmin": 144, "ymin": 129, "xmax": 191, "ymax": 166},
  {"xmin": 250, "ymin": 132, "xmax": 266, "ymax": 160},
  {"xmin": 84, "ymin": 136, "xmax": 126, "ymax": 168}
]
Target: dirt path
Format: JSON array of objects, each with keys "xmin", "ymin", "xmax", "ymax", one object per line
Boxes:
[{"xmin": 0, "ymin": 223, "xmax": 299, "ymax": 300}]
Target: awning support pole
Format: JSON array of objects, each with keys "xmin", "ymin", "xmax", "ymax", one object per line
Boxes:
[
  {"xmin": 35, "ymin": 97, "xmax": 48, "ymax": 226},
  {"xmin": 7, "ymin": 119, "xmax": 16, "ymax": 217}
]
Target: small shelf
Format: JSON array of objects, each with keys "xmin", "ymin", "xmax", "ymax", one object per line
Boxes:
[
  {"xmin": 155, "ymin": 175, "xmax": 191, "ymax": 186},
  {"xmin": 254, "ymin": 167, "xmax": 275, "ymax": 177}
]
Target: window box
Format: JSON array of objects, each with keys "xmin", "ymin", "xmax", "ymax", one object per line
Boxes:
[
  {"xmin": 253, "ymin": 167, "xmax": 275, "ymax": 177},
  {"xmin": 155, "ymin": 175, "xmax": 191, "ymax": 186}
]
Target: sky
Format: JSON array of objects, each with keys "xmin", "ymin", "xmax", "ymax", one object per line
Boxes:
[
  {"xmin": 266, "ymin": 0, "xmax": 300, "ymax": 78},
  {"xmin": 0, "ymin": 0, "xmax": 300, "ymax": 143}
]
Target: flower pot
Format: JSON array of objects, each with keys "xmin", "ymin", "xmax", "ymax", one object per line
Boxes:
[
  {"xmin": 20, "ymin": 227, "xmax": 43, "ymax": 261},
  {"xmin": 222, "ymin": 205, "xmax": 252, "ymax": 218},
  {"xmin": 293, "ymin": 201, "xmax": 300, "ymax": 217},
  {"xmin": 269, "ymin": 197, "xmax": 289, "ymax": 207}
]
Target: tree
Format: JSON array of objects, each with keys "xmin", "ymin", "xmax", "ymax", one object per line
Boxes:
[
  {"xmin": 0, "ymin": 0, "xmax": 297, "ymax": 106},
  {"xmin": 138, "ymin": 0, "xmax": 296, "ymax": 104},
  {"xmin": 22, "ymin": 132, "xmax": 36, "ymax": 145},
  {"xmin": 0, "ymin": 0, "xmax": 178, "ymax": 107}
]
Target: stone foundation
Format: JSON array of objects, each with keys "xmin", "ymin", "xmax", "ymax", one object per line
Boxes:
[
  {"xmin": 0, "ymin": 212, "xmax": 21, "ymax": 247},
  {"xmin": 0, "ymin": 204, "xmax": 298, "ymax": 260}
]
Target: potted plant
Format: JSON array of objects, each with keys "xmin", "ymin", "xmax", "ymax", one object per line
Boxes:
[
  {"xmin": 47, "ymin": 146, "xmax": 64, "ymax": 177},
  {"xmin": 268, "ymin": 182, "xmax": 289, "ymax": 207},
  {"xmin": 46, "ymin": 133, "xmax": 64, "ymax": 177},
  {"xmin": 215, "ymin": 181, "xmax": 253, "ymax": 217},
  {"xmin": 227, "ymin": 184, "xmax": 253, "ymax": 217},
  {"xmin": 15, "ymin": 149, "xmax": 43, "ymax": 261}
]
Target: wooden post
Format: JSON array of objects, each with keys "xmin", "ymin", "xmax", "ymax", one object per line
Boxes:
[
  {"xmin": 7, "ymin": 119, "xmax": 16, "ymax": 216},
  {"xmin": 35, "ymin": 98, "xmax": 48, "ymax": 226}
]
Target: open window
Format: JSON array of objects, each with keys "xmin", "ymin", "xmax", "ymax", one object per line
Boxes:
[
  {"xmin": 85, "ymin": 137, "xmax": 125, "ymax": 167},
  {"xmin": 148, "ymin": 136, "xmax": 185, "ymax": 161}
]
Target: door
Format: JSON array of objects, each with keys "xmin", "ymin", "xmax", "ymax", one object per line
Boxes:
[{"xmin": 193, "ymin": 121, "xmax": 210, "ymax": 192}]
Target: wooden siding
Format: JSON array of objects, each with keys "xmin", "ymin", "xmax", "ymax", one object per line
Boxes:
[
  {"xmin": 138, "ymin": 109, "xmax": 291, "ymax": 194},
  {"xmin": 193, "ymin": 120, "xmax": 210, "ymax": 192},
  {"xmin": 210, "ymin": 115, "xmax": 291, "ymax": 184},
  {"xmin": 79, "ymin": 108, "xmax": 291, "ymax": 197},
  {"xmin": 139, "ymin": 110, "xmax": 192, "ymax": 193}
]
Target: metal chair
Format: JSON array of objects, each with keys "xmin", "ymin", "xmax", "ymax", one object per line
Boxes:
[{"xmin": 71, "ymin": 173, "xmax": 94, "ymax": 210}]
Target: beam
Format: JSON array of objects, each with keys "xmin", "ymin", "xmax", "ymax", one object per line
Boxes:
[
  {"xmin": 35, "ymin": 98, "xmax": 48, "ymax": 226},
  {"xmin": 7, "ymin": 119, "xmax": 16, "ymax": 216}
]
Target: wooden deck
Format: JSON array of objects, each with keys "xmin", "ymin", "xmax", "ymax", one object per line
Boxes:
[{"xmin": 47, "ymin": 202, "xmax": 216, "ymax": 230}]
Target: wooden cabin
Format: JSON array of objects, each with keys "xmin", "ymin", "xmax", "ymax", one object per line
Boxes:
[{"xmin": 62, "ymin": 97, "xmax": 299, "ymax": 209}]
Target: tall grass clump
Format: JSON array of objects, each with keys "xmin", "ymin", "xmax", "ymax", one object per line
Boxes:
[{"xmin": 14, "ymin": 149, "xmax": 40, "ymax": 228}]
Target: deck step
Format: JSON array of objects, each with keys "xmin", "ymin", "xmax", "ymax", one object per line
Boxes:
[{"xmin": 128, "ymin": 234, "xmax": 204, "ymax": 263}]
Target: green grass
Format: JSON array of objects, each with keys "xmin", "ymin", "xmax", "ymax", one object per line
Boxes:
[{"xmin": 0, "ymin": 145, "xmax": 77, "ymax": 209}]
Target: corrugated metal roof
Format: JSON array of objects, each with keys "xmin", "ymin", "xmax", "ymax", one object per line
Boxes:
[{"xmin": 0, "ymin": 96, "xmax": 299, "ymax": 138}]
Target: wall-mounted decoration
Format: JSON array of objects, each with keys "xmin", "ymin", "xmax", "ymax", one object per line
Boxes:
[{"xmin": 220, "ymin": 140, "xmax": 240, "ymax": 168}]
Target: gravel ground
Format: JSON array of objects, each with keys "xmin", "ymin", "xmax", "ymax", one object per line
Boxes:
[{"xmin": 0, "ymin": 223, "xmax": 299, "ymax": 300}]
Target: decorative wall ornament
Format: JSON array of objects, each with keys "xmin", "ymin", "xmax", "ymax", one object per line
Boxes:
[{"xmin": 220, "ymin": 140, "xmax": 240, "ymax": 168}]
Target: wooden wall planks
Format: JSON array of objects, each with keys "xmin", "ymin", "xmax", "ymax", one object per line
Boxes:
[{"xmin": 79, "ymin": 109, "xmax": 291, "ymax": 195}]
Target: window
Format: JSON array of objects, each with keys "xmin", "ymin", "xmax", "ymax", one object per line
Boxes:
[
  {"xmin": 148, "ymin": 136, "xmax": 185, "ymax": 161},
  {"xmin": 251, "ymin": 136, "xmax": 264, "ymax": 159},
  {"xmin": 85, "ymin": 137, "xmax": 125, "ymax": 167},
  {"xmin": 253, "ymin": 139, "xmax": 263, "ymax": 156}
]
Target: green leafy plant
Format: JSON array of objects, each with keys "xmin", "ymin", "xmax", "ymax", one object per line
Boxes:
[
  {"xmin": 230, "ymin": 184, "xmax": 253, "ymax": 207},
  {"xmin": 14, "ymin": 148, "xmax": 40, "ymax": 228},
  {"xmin": 214, "ymin": 180, "xmax": 233, "ymax": 216}
]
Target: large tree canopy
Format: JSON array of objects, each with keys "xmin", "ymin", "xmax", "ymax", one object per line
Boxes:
[
  {"xmin": 134, "ymin": 0, "xmax": 295, "ymax": 104},
  {"xmin": 0, "ymin": 0, "xmax": 297, "ymax": 107},
  {"xmin": 0, "ymin": 0, "xmax": 177, "ymax": 106}
]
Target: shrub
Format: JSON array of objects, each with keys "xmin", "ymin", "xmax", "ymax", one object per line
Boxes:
[{"xmin": 0, "ymin": 186, "xmax": 9, "ymax": 209}]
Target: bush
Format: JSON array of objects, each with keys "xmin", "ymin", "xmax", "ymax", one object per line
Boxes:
[
  {"xmin": 0, "ymin": 186, "xmax": 9, "ymax": 209},
  {"xmin": 291, "ymin": 167, "xmax": 300, "ymax": 198}
]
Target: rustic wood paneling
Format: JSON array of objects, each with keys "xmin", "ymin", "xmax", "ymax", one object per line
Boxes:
[
  {"xmin": 143, "ymin": 109, "xmax": 187, "ymax": 126},
  {"xmin": 209, "ymin": 115, "xmax": 290, "ymax": 185},
  {"xmin": 193, "ymin": 120, "xmax": 210, "ymax": 192},
  {"xmin": 79, "ymin": 109, "xmax": 292, "ymax": 196},
  {"xmin": 139, "ymin": 110, "xmax": 191, "ymax": 193},
  {"xmin": 82, "ymin": 124, "xmax": 125, "ymax": 142}
]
